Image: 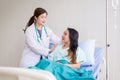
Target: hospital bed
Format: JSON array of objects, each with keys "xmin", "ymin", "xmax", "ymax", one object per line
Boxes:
[
  {"xmin": 81, "ymin": 47, "xmax": 104, "ymax": 80},
  {"xmin": 0, "ymin": 67, "xmax": 56, "ymax": 80},
  {"xmin": 0, "ymin": 47, "xmax": 103, "ymax": 80},
  {"xmin": 0, "ymin": 43, "xmax": 104, "ymax": 80}
]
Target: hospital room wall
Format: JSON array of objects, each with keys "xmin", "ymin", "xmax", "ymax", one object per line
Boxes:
[
  {"xmin": 0, "ymin": 0, "xmax": 106, "ymax": 80},
  {"xmin": 107, "ymin": 0, "xmax": 120, "ymax": 79}
]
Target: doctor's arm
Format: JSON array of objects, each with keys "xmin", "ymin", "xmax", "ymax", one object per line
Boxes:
[
  {"xmin": 49, "ymin": 44, "xmax": 58, "ymax": 52},
  {"xmin": 47, "ymin": 28, "xmax": 61, "ymax": 44},
  {"xmin": 25, "ymin": 30, "xmax": 49, "ymax": 56}
]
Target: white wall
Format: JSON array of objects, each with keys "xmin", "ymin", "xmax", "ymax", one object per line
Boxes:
[
  {"xmin": 0, "ymin": 0, "xmax": 106, "ymax": 80},
  {"xmin": 107, "ymin": 0, "xmax": 120, "ymax": 79}
]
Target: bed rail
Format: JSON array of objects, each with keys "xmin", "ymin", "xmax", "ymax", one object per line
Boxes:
[{"xmin": 0, "ymin": 67, "xmax": 56, "ymax": 80}]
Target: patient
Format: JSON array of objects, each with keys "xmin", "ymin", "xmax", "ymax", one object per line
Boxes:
[
  {"xmin": 29, "ymin": 28, "xmax": 95, "ymax": 80},
  {"xmin": 48, "ymin": 28, "xmax": 86, "ymax": 68}
]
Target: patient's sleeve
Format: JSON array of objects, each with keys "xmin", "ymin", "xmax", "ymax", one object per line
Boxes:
[
  {"xmin": 48, "ymin": 45, "xmax": 60, "ymax": 61},
  {"xmin": 48, "ymin": 44, "xmax": 69, "ymax": 62},
  {"xmin": 76, "ymin": 47, "xmax": 87, "ymax": 64}
]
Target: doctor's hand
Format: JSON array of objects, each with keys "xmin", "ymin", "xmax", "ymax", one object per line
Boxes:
[{"xmin": 49, "ymin": 44, "xmax": 58, "ymax": 53}]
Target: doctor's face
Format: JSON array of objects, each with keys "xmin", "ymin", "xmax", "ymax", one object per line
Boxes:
[
  {"xmin": 62, "ymin": 29, "xmax": 70, "ymax": 43},
  {"xmin": 35, "ymin": 13, "xmax": 47, "ymax": 26}
]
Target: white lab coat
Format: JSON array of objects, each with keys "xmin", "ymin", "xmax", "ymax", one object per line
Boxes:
[{"xmin": 20, "ymin": 23, "xmax": 60, "ymax": 68}]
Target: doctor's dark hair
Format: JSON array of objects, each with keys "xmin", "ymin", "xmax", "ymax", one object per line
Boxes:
[
  {"xmin": 67, "ymin": 28, "xmax": 79, "ymax": 64},
  {"xmin": 23, "ymin": 7, "xmax": 48, "ymax": 32}
]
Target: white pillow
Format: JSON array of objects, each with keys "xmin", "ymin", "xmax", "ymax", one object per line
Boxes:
[{"xmin": 79, "ymin": 39, "xmax": 95, "ymax": 65}]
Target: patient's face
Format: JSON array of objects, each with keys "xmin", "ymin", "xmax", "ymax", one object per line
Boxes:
[{"xmin": 62, "ymin": 29, "xmax": 70, "ymax": 43}]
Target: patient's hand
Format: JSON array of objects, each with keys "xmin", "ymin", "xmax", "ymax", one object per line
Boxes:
[
  {"xmin": 64, "ymin": 64, "xmax": 70, "ymax": 67},
  {"xmin": 64, "ymin": 63, "xmax": 80, "ymax": 68}
]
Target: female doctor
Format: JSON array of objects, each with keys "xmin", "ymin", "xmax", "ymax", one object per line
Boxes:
[{"xmin": 20, "ymin": 7, "xmax": 60, "ymax": 68}]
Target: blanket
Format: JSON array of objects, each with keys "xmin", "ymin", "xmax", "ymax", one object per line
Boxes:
[{"xmin": 29, "ymin": 59, "xmax": 95, "ymax": 80}]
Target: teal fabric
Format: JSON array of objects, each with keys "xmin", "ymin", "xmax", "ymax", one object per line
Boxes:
[{"xmin": 29, "ymin": 59, "xmax": 95, "ymax": 80}]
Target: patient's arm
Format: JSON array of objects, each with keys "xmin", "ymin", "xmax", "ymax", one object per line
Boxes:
[{"xmin": 65, "ymin": 62, "xmax": 80, "ymax": 68}]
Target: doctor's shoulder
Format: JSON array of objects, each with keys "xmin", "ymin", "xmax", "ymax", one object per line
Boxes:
[{"xmin": 25, "ymin": 23, "xmax": 35, "ymax": 34}]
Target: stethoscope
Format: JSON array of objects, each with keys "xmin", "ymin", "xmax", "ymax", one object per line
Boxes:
[{"xmin": 34, "ymin": 23, "xmax": 48, "ymax": 42}]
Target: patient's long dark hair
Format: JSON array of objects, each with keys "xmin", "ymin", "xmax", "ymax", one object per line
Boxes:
[{"xmin": 67, "ymin": 28, "xmax": 79, "ymax": 64}]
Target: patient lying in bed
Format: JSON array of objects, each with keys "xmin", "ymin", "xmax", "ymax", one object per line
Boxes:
[{"xmin": 29, "ymin": 28, "xmax": 95, "ymax": 80}]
